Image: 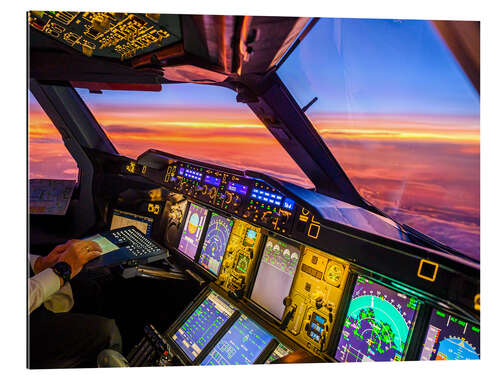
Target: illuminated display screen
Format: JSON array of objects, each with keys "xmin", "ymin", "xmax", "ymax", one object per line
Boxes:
[
  {"xmin": 251, "ymin": 188, "xmax": 283, "ymax": 206},
  {"xmin": 236, "ymin": 254, "xmax": 250, "ymax": 273},
  {"xmin": 185, "ymin": 169, "xmax": 203, "ymax": 181},
  {"xmin": 243, "ymin": 228, "xmax": 257, "ymax": 247},
  {"xmin": 335, "ymin": 275, "xmax": 418, "ymax": 362},
  {"xmin": 84, "ymin": 234, "xmax": 119, "ymax": 255},
  {"xmin": 171, "ymin": 291, "xmax": 235, "ymax": 361},
  {"xmin": 265, "ymin": 343, "xmax": 292, "ymax": 364},
  {"xmin": 198, "ymin": 213, "xmax": 234, "ymax": 275},
  {"xmin": 200, "ymin": 314, "xmax": 274, "ymax": 365},
  {"xmin": 283, "ymin": 198, "xmax": 295, "ymax": 210},
  {"xmin": 204, "ymin": 175, "xmax": 221, "ymax": 187},
  {"xmin": 227, "ymin": 182, "xmax": 248, "ymax": 195},
  {"xmin": 250, "ymin": 237, "xmax": 301, "ymax": 319},
  {"xmin": 110, "ymin": 209, "xmax": 154, "ymax": 236},
  {"xmin": 178, "ymin": 203, "xmax": 208, "ymax": 259},
  {"xmin": 308, "ymin": 313, "xmax": 327, "ymax": 342},
  {"xmin": 420, "ymin": 309, "xmax": 480, "ymax": 360}
]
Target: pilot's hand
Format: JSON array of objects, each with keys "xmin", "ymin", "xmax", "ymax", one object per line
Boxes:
[
  {"xmin": 58, "ymin": 240, "xmax": 102, "ymax": 279},
  {"xmin": 33, "ymin": 240, "xmax": 76, "ymax": 274}
]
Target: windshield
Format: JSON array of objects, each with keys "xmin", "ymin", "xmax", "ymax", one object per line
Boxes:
[
  {"xmin": 76, "ymin": 84, "xmax": 314, "ymax": 188},
  {"xmin": 278, "ymin": 18, "xmax": 479, "ymax": 260}
]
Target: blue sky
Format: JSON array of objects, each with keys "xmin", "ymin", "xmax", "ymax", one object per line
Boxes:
[{"xmin": 278, "ymin": 18, "xmax": 479, "ymax": 118}]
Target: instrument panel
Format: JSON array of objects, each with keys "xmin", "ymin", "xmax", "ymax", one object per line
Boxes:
[
  {"xmin": 111, "ymin": 150, "xmax": 480, "ymax": 364},
  {"xmin": 283, "ymin": 247, "xmax": 349, "ymax": 354},
  {"xmin": 151, "ymin": 156, "xmax": 298, "ymax": 235}
]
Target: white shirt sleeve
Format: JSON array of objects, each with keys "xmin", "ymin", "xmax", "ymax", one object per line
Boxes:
[
  {"xmin": 28, "ymin": 254, "xmax": 74, "ymax": 314},
  {"xmin": 29, "ymin": 267, "xmax": 62, "ymax": 314}
]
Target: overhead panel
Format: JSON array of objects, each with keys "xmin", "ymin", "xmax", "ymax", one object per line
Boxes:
[{"xmin": 28, "ymin": 11, "xmax": 182, "ymax": 60}]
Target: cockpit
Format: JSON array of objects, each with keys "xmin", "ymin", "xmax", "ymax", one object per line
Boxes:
[{"xmin": 27, "ymin": 11, "xmax": 480, "ymax": 368}]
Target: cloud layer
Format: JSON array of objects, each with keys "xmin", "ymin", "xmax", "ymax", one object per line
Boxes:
[{"xmin": 28, "ymin": 106, "xmax": 480, "ymax": 260}]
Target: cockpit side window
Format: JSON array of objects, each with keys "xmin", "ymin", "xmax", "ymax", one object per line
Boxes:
[
  {"xmin": 75, "ymin": 84, "xmax": 314, "ymax": 189},
  {"xmin": 28, "ymin": 93, "xmax": 79, "ymax": 181}
]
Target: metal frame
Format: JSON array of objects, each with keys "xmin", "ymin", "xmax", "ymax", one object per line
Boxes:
[
  {"xmin": 29, "ymin": 79, "xmax": 118, "ymax": 234},
  {"xmin": 242, "ymin": 72, "xmax": 371, "ymax": 210}
]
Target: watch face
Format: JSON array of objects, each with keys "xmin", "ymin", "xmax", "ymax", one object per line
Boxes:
[{"xmin": 54, "ymin": 262, "xmax": 72, "ymax": 281}]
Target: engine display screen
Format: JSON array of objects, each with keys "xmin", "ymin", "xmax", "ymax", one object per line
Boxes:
[
  {"xmin": 334, "ymin": 275, "xmax": 418, "ymax": 362},
  {"xmin": 419, "ymin": 308, "xmax": 480, "ymax": 360},
  {"xmin": 178, "ymin": 203, "xmax": 208, "ymax": 259},
  {"xmin": 200, "ymin": 314, "xmax": 274, "ymax": 365},
  {"xmin": 171, "ymin": 291, "xmax": 235, "ymax": 361},
  {"xmin": 250, "ymin": 237, "xmax": 301, "ymax": 319},
  {"xmin": 198, "ymin": 213, "xmax": 234, "ymax": 275}
]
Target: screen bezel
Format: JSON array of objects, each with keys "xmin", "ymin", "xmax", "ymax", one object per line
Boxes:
[
  {"xmin": 165, "ymin": 288, "xmax": 240, "ymax": 365},
  {"xmin": 110, "ymin": 209, "xmax": 154, "ymax": 236},
  {"xmin": 176, "ymin": 201, "xmax": 210, "ymax": 261},
  {"xmin": 246, "ymin": 234, "xmax": 303, "ymax": 323},
  {"xmin": 196, "ymin": 211, "xmax": 235, "ymax": 276},
  {"xmin": 417, "ymin": 306, "xmax": 480, "ymax": 361},
  {"xmin": 198, "ymin": 312, "xmax": 278, "ymax": 366},
  {"xmin": 331, "ymin": 273, "xmax": 421, "ymax": 362}
]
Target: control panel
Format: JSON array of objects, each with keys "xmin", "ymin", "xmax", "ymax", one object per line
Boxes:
[
  {"xmin": 155, "ymin": 158, "xmax": 297, "ymax": 235},
  {"xmin": 283, "ymin": 246, "xmax": 349, "ymax": 354},
  {"xmin": 116, "ymin": 150, "xmax": 480, "ymax": 365},
  {"xmin": 216, "ymin": 219, "xmax": 263, "ymax": 298}
]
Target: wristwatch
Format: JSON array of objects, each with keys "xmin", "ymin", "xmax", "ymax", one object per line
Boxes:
[{"xmin": 52, "ymin": 262, "xmax": 72, "ymax": 284}]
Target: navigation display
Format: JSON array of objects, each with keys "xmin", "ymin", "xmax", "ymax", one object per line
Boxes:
[
  {"xmin": 200, "ymin": 314, "xmax": 274, "ymax": 365},
  {"xmin": 198, "ymin": 213, "xmax": 234, "ymax": 275},
  {"xmin": 178, "ymin": 203, "xmax": 208, "ymax": 259},
  {"xmin": 335, "ymin": 275, "xmax": 418, "ymax": 362},
  {"xmin": 265, "ymin": 343, "xmax": 292, "ymax": 364},
  {"xmin": 171, "ymin": 291, "xmax": 235, "ymax": 361},
  {"xmin": 419, "ymin": 308, "xmax": 480, "ymax": 360},
  {"xmin": 250, "ymin": 237, "xmax": 301, "ymax": 319}
]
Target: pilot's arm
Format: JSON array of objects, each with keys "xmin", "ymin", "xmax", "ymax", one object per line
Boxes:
[{"xmin": 29, "ymin": 240, "xmax": 102, "ymax": 314}]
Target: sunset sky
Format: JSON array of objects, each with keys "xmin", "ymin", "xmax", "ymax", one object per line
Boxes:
[{"xmin": 28, "ymin": 18, "xmax": 479, "ymax": 260}]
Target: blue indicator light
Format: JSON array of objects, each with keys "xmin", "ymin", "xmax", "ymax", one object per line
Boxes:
[
  {"xmin": 178, "ymin": 168, "xmax": 185, "ymax": 176},
  {"xmin": 184, "ymin": 168, "xmax": 202, "ymax": 181},
  {"xmin": 283, "ymin": 198, "xmax": 295, "ymax": 210},
  {"xmin": 315, "ymin": 315, "xmax": 326, "ymax": 324}
]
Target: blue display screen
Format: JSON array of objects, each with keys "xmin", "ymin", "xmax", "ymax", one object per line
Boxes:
[
  {"xmin": 204, "ymin": 175, "xmax": 221, "ymax": 187},
  {"xmin": 283, "ymin": 198, "xmax": 295, "ymax": 210},
  {"xmin": 250, "ymin": 188, "xmax": 283, "ymax": 206},
  {"xmin": 419, "ymin": 309, "xmax": 480, "ymax": 360},
  {"xmin": 198, "ymin": 213, "xmax": 234, "ymax": 275},
  {"xmin": 227, "ymin": 182, "xmax": 248, "ymax": 195},
  {"xmin": 200, "ymin": 314, "xmax": 274, "ymax": 365},
  {"xmin": 178, "ymin": 167, "xmax": 185, "ymax": 176},
  {"xmin": 171, "ymin": 291, "xmax": 235, "ymax": 361},
  {"xmin": 184, "ymin": 168, "xmax": 202, "ymax": 181}
]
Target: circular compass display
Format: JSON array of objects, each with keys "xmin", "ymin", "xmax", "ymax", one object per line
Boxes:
[
  {"xmin": 198, "ymin": 213, "xmax": 234, "ymax": 275},
  {"xmin": 334, "ymin": 275, "xmax": 418, "ymax": 362}
]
